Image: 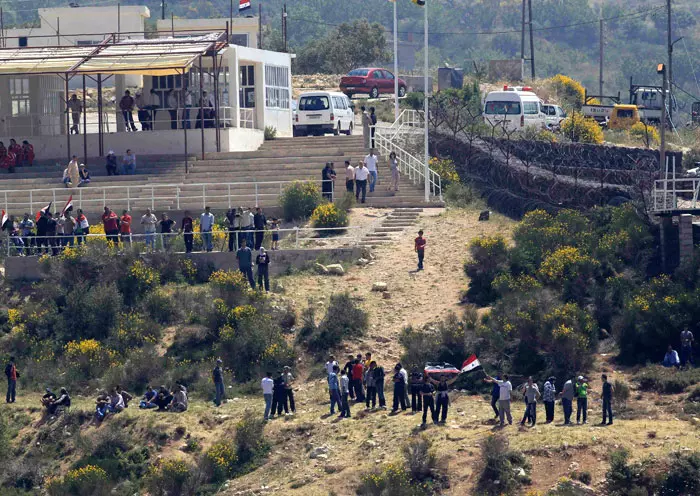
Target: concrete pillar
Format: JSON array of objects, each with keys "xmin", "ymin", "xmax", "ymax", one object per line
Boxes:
[
  {"xmin": 254, "ymin": 63, "xmax": 265, "ymax": 130},
  {"xmin": 679, "ymin": 213, "xmax": 694, "ymax": 265},
  {"xmin": 115, "ymin": 74, "xmax": 126, "ymax": 133},
  {"xmin": 660, "ymin": 216, "xmax": 672, "ymax": 272}
]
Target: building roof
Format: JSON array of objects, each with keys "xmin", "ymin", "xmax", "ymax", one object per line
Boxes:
[{"xmin": 0, "ymin": 32, "xmax": 226, "ymax": 76}]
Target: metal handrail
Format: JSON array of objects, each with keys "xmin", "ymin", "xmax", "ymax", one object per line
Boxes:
[{"xmin": 652, "ymin": 177, "xmax": 700, "ymax": 212}]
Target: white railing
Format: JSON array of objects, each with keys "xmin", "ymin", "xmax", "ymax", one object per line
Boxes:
[
  {"xmin": 652, "ymin": 177, "xmax": 700, "ymax": 212},
  {"xmin": 374, "ymin": 109, "xmax": 442, "ymax": 201},
  {"xmin": 0, "ymin": 179, "xmax": 336, "ymax": 213},
  {"xmin": 4, "ymin": 224, "xmax": 363, "ymax": 257}
]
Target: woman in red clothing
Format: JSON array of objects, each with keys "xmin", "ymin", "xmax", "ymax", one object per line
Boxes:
[
  {"xmin": 21, "ymin": 141, "xmax": 34, "ymax": 166},
  {"xmin": 8, "ymin": 139, "xmax": 21, "ymax": 159}
]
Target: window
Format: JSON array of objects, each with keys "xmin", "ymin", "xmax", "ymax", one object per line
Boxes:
[
  {"xmin": 229, "ymin": 33, "xmax": 249, "ymax": 47},
  {"xmin": 264, "ymin": 65, "xmax": 290, "ymax": 109},
  {"xmin": 347, "ymin": 69, "xmax": 369, "ymax": 76},
  {"xmin": 484, "ymin": 101, "xmax": 521, "ymax": 115},
  {"xmin": 371, "ymin": 71, "xmax": 382, "ymax": 79},
  {"xmin": 10, "ymin": 78, "xmax": 30, "ymax": 116},
  {"xmin": 240, "ymin": 66, "xmax": 255, "ymax": 86},
  {"xmin": 299, "ymin": 96, "xmax": 329, "ymax": 111},
  {"xmin": 383, "ymin": 71, "xmax": 394, "ymax": 80},
  {"xmin": 18, "ymin": 37, "xmax": 27, "ymax": 47},
  {"xmin": 77, "ymin": 40, "xmax": 98, "ymax": 46},
  {"xmin": 332, "ymin": 96, "xmax": 346, "ymax": 110},
  {"xmin": 523, "ymin": 102, "xmax": 539, "ymax": 115}
]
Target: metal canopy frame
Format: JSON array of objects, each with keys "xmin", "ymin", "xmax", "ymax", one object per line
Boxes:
[{"xmin": 0, "ymin": 27, "xmax": 231, "ymax": 170}]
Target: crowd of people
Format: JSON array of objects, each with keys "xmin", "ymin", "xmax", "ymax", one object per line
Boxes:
[
  {"xmin": 332, "ymin": 148, "xmax": 399, "ymax": 205},
  {"xmin": 0, "ymin": 139, "xmax": 35, "ymax": 172}
]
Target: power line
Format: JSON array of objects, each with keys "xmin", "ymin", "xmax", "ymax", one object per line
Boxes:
[{"xmin": 286, "ymin": 4, "xmax": 666, "ymax": 37}]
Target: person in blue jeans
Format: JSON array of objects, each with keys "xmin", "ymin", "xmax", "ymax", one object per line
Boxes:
[
  {"xmin": 212, "ymin": 359, "xmax": 225, "ymax": 407},
  {"xmin": 236, "ymin": 238, "xmax": 256, "ymax": 289},
  {"xmin": 601, "ymin": 374, "xmax": 614, "ymax": 425},
  {"xmin": 363, "ymin": 150, "xmax": 379, "ymax": 193},
  {"xmin": 328, "ymin": 365, "xmax": 342, "ymax": 415},
  {"xmin": 261, "ymin": 372, "xmax": 274, "ymax": 420}
]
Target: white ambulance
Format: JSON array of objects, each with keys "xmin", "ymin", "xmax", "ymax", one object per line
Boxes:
[{"xmin": 483, "ymin": 86, "xmax": 547, "ymax": 131}]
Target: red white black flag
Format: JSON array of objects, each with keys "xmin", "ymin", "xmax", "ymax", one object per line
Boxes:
[
  {"xmin": 61, "ymin": 195, "xmax": 73, "ymax": 216},
  {"xmin": 461, "ymin": 354, "xmax": 482, "ymax": 374},
  {"xmin": 239, "ymin": 0, "xmax": 251, "ymax": 11}
]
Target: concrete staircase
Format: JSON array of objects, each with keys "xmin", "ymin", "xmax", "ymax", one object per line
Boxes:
[{"xmin": 359, "ymin": 208, "xmax": 423, "ymax": 248}]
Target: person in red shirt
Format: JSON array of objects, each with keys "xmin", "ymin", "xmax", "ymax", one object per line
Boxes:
[
  {"xmin": 119, "ymin": 210, "xmax": 132, "ymax": 244},
  {"xmin": 21, "ymin": 141, "xmax": 34, "ymax": 166},
  {"xmin": 101, "ymin": 206, "xmax": 120, "ymax": 244},
  {"xmin": 415, "ymin": 230, "xmax": 426, "ymax": 271},
  {"xmin": 181, "ymin": 210, "xmax": 194, "ymax": 253},
  {"xmin": 8, "ymin": 139, "xmax": 21, "ymax": 164},
  {"xmin": 351, "ymin": 359, "xmax": 366, "ymax": 402},
  {"xmin": 5, "ymin": 356, "xmax": 18, "ymax": 403}
]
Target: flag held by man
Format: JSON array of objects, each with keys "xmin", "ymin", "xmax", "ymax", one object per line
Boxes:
[
  {"xmin": 461, "ymin": 354, "xmax": 482, "ymax": 374},
  {"xmin": 35, "ymin": 202, "xmax": 52, "ymax": 222},
  {"xmin": 61, "ymin": 195, "xmax": 73, "ymax": 216}
]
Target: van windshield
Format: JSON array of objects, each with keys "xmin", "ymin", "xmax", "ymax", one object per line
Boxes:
[
  {"xmin": 485, "ymin": 101, "xmax": 521, "ymax": 115},
  {"xmin": 299, "ymin": 96, "xmax": 330, "ymax": 111}
]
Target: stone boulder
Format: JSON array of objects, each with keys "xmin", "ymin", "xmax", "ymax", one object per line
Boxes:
[
  {"xmin": 326, "ymin": 264, "xmax": 345, "ymax": 276},
  {"xmin": 372, "ymin": 282, "xmax": 388, "ymax": 292}
]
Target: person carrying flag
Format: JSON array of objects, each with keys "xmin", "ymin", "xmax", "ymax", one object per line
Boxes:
[
  {"xmin": 484, "ymin": 373, "xmax": 513, "ymax": 427},
  {"xmin": 427, "ymin": 373, "xmax": 458, "ymax": 424}
]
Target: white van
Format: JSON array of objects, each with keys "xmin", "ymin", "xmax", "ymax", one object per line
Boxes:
[
  {"xmin": 483, "ymin": 86, "xmax": 546, "ymax": 131},
  {"xmin": 294, "ymin": 91, "xmax": 354, "ymax": 136}
]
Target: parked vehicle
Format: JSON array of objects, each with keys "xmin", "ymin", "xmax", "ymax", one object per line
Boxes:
[
  {"xmin": 582, "ymin": 80, "xmax": 676, "ymax": 126},
  {"xmin": 608, "ymin": 104, "xmax": 640, "ymax": 130},
  {"xmin": 340, "ymin": 68, "xmax": 407, "ymax": 99},
  {"xmin": 483, "ymin": 86, "xmax": 547, "ymax": 131},
  {"xmin": 542, "ymin": 104, "xmax": 567, "ymax": 129},
  {"xmin": 293, "ymin": 91, "xmax": 354, "ymax": 137}
]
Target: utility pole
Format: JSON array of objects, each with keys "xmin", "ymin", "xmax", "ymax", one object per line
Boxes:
[
  {"xmin": 667, "ymin": 0, "xmax": 673, "ymax": 123},
  {"xmin": 161, "ymin": 0, "xmax": 165, "ymax": 21},
  {"xmin": 258, "ymin": 4, "xmax": 262, "ymax": 49},
  {"xmin": 658, "ymin": 63, "xmax": 667, "ymax": 179},
  {"xmin": 528, "ymin": 0, "xmax": 535, "ymax": 79},
  {"xmin": 423, "ymin": 0, "xmax": 429, "ymax": 202},
  {"xmin": 599, "ymin": 18, "xmax": 604, "ymax": 97},
  {"xmin": 282, "ymin": 4, "xmax": 288, "ymax": 52},
  {"xmin": 393, "ymin": 0, "xmax": 399, "ymax": 119},
  {"xmin": 521, "ymin": 0, "xmax": 526, "ymax": 76}
]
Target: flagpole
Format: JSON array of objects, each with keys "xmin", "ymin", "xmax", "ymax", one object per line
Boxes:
[
  {"xmin": 423, "ymin": 0, "xmax": 429, "ymax": 202},
  {"xmin": 393, "ymin": 0, "xmax": 399, "ymax": 120}
]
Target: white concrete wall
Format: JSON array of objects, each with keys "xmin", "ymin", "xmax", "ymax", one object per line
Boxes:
[
  {"xmin": 155, "ymin": 17, "xmax": 258, "ymax": 48},
  {"xmin": 1, "ymin": 128, "xmax": 264, "ymax": 161}
]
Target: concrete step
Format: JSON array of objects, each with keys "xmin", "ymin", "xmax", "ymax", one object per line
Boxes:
[
  {"xmin": 374, "ymin": 227, "xmax": 406, "ymax": 233},
  {"xmin": 203, "ymin": 148, "xmax": 367, "ymax": 161}
]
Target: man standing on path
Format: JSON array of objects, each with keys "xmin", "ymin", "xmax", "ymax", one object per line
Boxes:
[
  {"xmin": 420, "ymin": 375, "xmax": 436, "ymax": 426},
  {"xmin": 415, "ymin": 230, "xmax": 426, "ymax": 271},
  {"xmin": 363, "ymin": 149, "xmax": 379, "ymax": 193},
  {"xmin": 339, "ymin": 368, "xmax": 351, "ymax": 419},
  {"xmin": 283, "ymin": 366, "xmax": 295, "ymax": 415},
  {"xmin": 325, "ymin": 355, "xmax": 338, "ymax": 376},
  {"xmin": 490, "ymin": 376, "xmax": 500, "ymax": 419},
  {"xmin": 256, "ymin": 247, "xmax": 271, "ymax": 292},
  {"xmin": 225, "ymin": 209, "xmax": 237, "ymax": 252},
  {"xmin": 321, "ymin": 162, "xmax": 336, "ymax": 201},
  {"xmin": 5, "ymin": 356, "xmax": 18, "ymax": 403},
  {"xmin": 102, "ymin": 207, "xmax": 120, "ymax": 244},
  {"xmin": 213, "ymin": 359, "xmax": 225, "ymax": 407},
  {"xmin": 140, "ymin": 208, "xmax": 158, "ymax": 252},
  {"xmin": 560, "ymin": 378, "xmax": 575, "ymax": 425},
  {"xmin": 180, "ymin": 211, "xmax": 194, "ymax": 253},
  {"xmin": 200, "ymin": 206, "xmax": 215, "ymax": 252},
  {"xmin": 343, "ymin": 355, "xmax": 355, "ymax": 400},
  {"xmin": 391, "ymin": 363, "xmax": 408, "ymax": 413},
  {"xmin": 67, "ymin": 94, "xmax": 83, "ymax": 134},
  {"xmin": 328, "ymin": 365, "xmax": 342, "ymax": 415},
  {"xmin": 601, "ymin": 374, "xmax": 614, "ymax": 425},
  {"xmin": 361, "ymin": 106, "xmax": 371, "ymax": 150},
  {"xmin": 354, "ymin": 161, "xmax": 369, "ymax": 204},
  {"xmin": 485, "ymin": 373, "xmax": 513, "ymax": 427},
  {"xmin": 345, "ymin": 160, "xmax": 355, "ymax": 193},
  {"xmin": 543, "ymin": 376, "xmax": 556, "ymax": 423},
  {"xmin": 681, "ymin": 327, "xmax": 694, "ymax": 367},
  {"xmin": 575, "ymin": 376, "xmax": 589, "ymax": 424},
  {"xmin": 120, "ymin": 90, "xmax": 137, "ymax": 132},
  {"xmin": 253, "ymin": 207, "xmax": 267, "ymax": 250},
  {"xmin": 520, "ymin": 377, "xmax": 540, "ymax": 426},
  {"xmin": 352, "ymin": 358, "xmax": 366, "ymax": 402},
  {"xmin": 261, "ymin": 372, "xmax": 274, "ymax": 420},
  {"xmin": 236, "ymin": 238, "xmax": 255, "ymax": 289}
]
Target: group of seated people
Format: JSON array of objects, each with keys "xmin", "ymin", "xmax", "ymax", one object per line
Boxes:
[
  {"xmin": 93, "ymin": 385, "xmax": 133, "ymax": 422},
  {"xmin": 40, "ymin": 387, "xmax": 72, "ymax": 416},
  {"xmin": 0, "ymin": 139, "xmax": 34, "ymax": 171},
  {"xmin": 138, "ymin": 383, "xmax": 188, "ymax": 412}
]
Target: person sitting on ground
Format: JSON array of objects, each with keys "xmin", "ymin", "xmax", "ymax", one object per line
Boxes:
[
  {"xmin": 94, "ymin": 391, "xmax": 111, "ymax": 422},
  {"xmin": 50, "ymin": 387, "xmax": 71, "ymax": 415},
  {"xmin": 105, "ymin": 150, "xmax": 118, "ymax": 176},
  {"xmin": 109, "ymin": 388, "xmax": 125, "ymax": 413},
  {"xmin": 170, "ymin": 384, "xmax": 188, "ymax": 412},
  {"xmin": 41, "ymin": 388, "xmax": 57, "ymax": 410},
  {"xmin": 139, "ymin": 385, "xmax": 158, "ymax": 409},
  {"xmin": 153, "ymin": 385, "xmax": 173, "ymax": 411},
  {"xmin": 116, "ymin": 385, "xmax": 133, "ymax": 408},
  {"xmin": 21, "ymin": 140, "xmax": 34, "ymax": 166},
  {"xmin": 8, "ymin": 139, "xmax": 21, "ymax": 162},
  {"xmin": 79, "ymin": 164, "xmax": 91, "ymax": 186},
  {"xmin": 663, "ymin": 344, "xmax": 681, "ymax": 368}
]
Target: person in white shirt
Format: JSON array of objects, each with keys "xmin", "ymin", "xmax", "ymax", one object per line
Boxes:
[
  {"xmin": 325, "ymin": 355, "xmax": 338, "ymax": 375},
  {"xmin": 261, "ymin": 372, "xmax": 274, "ymax": 420},
  {"xmin": 122, "ymin": 149, "xmax": 136, "ymax": 175},
  {"xmin": 200, "ymin": 206, "xmax": 215, "ymax": 252},
  {"xmin": 167, "ymin": 89, "xmax": 179, "ymax": 130},
  {"xmin": 344, "ymin": 160, "xmax": 355, "ymax": 193},
  {"xmin": 363, "ymin": 149, "xmax": 379, "ymax": 193},
  {"xmin": 140, "ymin": 208, "xmax": 158, "ymax": 252},
  {"xmin": 485, "ymin": 373, "xmax": 513, "ymax": 426},
  {"xmin": 354, "ymin": 162, "xmax": 369, "ymax": 204},
  {"xmin": 110, "ymin": 389, "xmax": 125, "ymax": 413}
]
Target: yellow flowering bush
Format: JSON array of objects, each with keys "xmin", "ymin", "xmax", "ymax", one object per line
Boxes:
[
  {"xmin": 64, "ymin": 339, "xmax": 114, "ymax": 378},
  {"xmin": 46, "ymin": 464, "xmax": 109, "ymax": 496},
  {"xmin": 538, "ymin": 246, "xmax": 599, "ymax": 284},
  {"xmin": 7, "ymin": 308, "xmax": 22, "ymax": 326},
  {"xmin": 203, "ymin": 441, "xmax": 239, "ymax": 482},
  {"xmin": 115, "ymin": 312, "xmax": 158, "ymax": 349},
  {"xmin": 210, "ymin": 270, "xmax": 250, "ymax": 307},
  {"xmin": 310, "ymin": 202, "xmax": 349, "ymax": 231},
  {"xmin": 144, "ymin": 459, "xmax": 194, "ymax": 496},
  {"xmin": 119, "ymin": 259, "xmax": 161, "ymax": 305},
  {"xmin": 630, "ymin": 122, "xmax": 660, "ymax": 147},
  {"xmin": 429, "ymin": 157, "xmax": 459, "ymax": 184},
  {"xmin": 550, "ymin": 74, "xmax": 586, "ymax": 109},
  {"xmin": 561, "ymin": 112, "xmax": 604, "ymax": 144},
  {"xmin": 280, "ymin": 181, "xmax": 322, "ymax": 221}
]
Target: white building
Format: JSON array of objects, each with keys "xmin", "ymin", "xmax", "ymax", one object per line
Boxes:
[{"xmin": 0, "ymin": 7, "xmax": 293, "ymax": 159}]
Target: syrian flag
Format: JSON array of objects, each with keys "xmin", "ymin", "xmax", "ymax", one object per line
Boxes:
[
  {"xmin": 1, "ymin": 210, "xmax": 8, "ymax": 231},
  {"xmin": 461, "ymin": 354, "xmax": 482, "ymax": 374},
  {"xmin": 239, "ymin": 0, "xmax": 251, "ymax": 12},
  {"xmin": 412, "ymin": 0, "xmax": 426, "ymax": 5},
  {"xmin": 35, "ymin": 202, "xmax": 52, "ymax": 222},
  {"xmin": 61, "ymin": 195, "xmax": 73, "ymax": 216}
]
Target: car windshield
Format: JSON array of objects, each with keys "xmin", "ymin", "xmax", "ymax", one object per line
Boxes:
[
  {"xmin": 617, "ymin": 109, "xmax": 635, "ymax": 118},
  {"xmin": 347, "ymin": 69, "xmax": 369, "ymax": 77},
  {"xmin": 484, "ymin": 101, "xmax": 521, "ymax": 115},
  {"xmin": 299, "ymin": 96, "xmax": 330, "ymax": 111}
]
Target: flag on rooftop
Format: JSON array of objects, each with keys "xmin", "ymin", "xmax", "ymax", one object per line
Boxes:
[{"xmin": 240, "ymin": 0, "xmax": 251, "ymax": 12}]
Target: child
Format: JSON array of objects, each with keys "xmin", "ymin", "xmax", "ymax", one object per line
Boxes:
[
  {"xmin": 414, "ymin": 230, "xmax": 426, "ymax": 271},
  {"xmin": 271, "ymin": 219, "xmax": 280, "ymax": 250}
]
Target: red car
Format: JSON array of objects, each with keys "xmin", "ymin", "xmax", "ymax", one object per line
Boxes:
[{"xmin": 340, "ymin": 68, "xmax": 407, "ymax": 99}]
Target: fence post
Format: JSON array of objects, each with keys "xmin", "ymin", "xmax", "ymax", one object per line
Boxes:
[
  {"xmin": 52, "ymin": 189, "xmax": 56, "ymax": 211},
  {"xmin": 102, "ymin": 188, "xmax": 106, "ymax": 208},
  {"xmin": 79, "ymin": 188, "xmax": 82, "ymax": 209},
  {"xmin": 295, "ymin": 227, "xmax": 299, "ymax": 249},
  {"xmin": 176, "ymin": 187, "xmax": 180, "ymax": 210},
  {"xmin": 4, "ymin": 191, "xmax": 7, "ymax": 212},
  {"xmin": 202, "ymin": 185, "xmax": 206, "ymax": 210},
  {"xmin": 228, "ymin": 184, "xmax": 231, "ymax": 209},
  {"xmin": 127, "ymin": 187, "xmax": 131, "ymax": 211},
  {"xmin": 151, "ymin": 186, "xmax": 155, "ymax": 210},
  {"xmin": 29, "ymin": 190, "xmax": 33, "ymax": 214}
]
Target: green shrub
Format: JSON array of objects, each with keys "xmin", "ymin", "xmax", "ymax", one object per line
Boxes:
[
  {"xmin": 613, "ymin": 379, "xmax": 631, "ymax": 408},
  {"xmin": 118, "ymin": 260, "xmax": 161, "ymax": 306},
  {"xmin": 264, "ymin": 126, "xmax": 277, "ymax": 140},
  {"xmin": 297, "ymin": 292, "xmax": 368, "ymax": 352},
  {"xmin": 310, "ymin": 202, "xmax": 349, "ymax": 232},
  {"xmin": 357, "ymin": 463, "xmax": 422, "ymax": 496},
  {"xmin": 570, "ymin": 470, "xmax": 592, "ymax": 485},
  {"xmin": 202, "ymin": 441, "xmax": 238, "ymax": 483},
  {"xmin": 605, "ymin": 448, "xmax": 659, "ymax": 496},
  {"xmin": 144, "ymin": 459, "xmax": 197, "ymax": 496},
  {"xmin": 561, "ymin": 113, "xmax": 604, "ymax": 144},
  {"xmin": 234, "ymin": 413, "xmax": 269, "ymax": 468},
  {"xmin": 463, "ymin": 235, "xmax": 509, "ymax": 305},
  {"xmin": 634, "ymin": 366, "xmax": 700, "ymax": 394},
  {"xmin": 550, "ymin": 74, "xmax": 586, "ymax": 109},
  {"xmin": 209, "ymin": 270, "xmax": 251, "ymax": 308},
  {"xmin": 401, "ymin": 436, "xmax": 445, "ymax": 485},
  {"xmin": 444, "ymin": 182, "xmax": 475, "ymax": 208},
  {"xmin": 46, "ymin": 465, "xmax": 110, "ymax": 496},
  {"xmin": 64, "ymin": 339, "xmax": 114, "ymax": 380},
  {"xmin": 662, "ymin": 451, "xmax": 700, "ymax": 494},
  {"xmin": 630, "ymin": 122, "xmax": 659, "ymax": 148},
  {"xmin": 60, "ymin": 281, "xmax": 122, "ymax": 342},
  {"xmin": 403, "ymin": 92, "xmax": 424, "ymax": 110},
  {"xmin": 142, "ymin": 289, "xmax": 180, "ymax": 325},
  {"xmin": 280, "ymin": 181, "xmax": 323, "ymax": 221},
  {"xmin": 477, "ymin": 434, "xmax": 530, "ymax": 496}
]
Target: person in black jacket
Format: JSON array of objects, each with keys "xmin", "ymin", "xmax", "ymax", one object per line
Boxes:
[
  {"xmin": 256, "ymin": 247, "xmax": 271, "ymax": 292},
  {"xmin": 369, "ymin": 107, "xmax": 377, "ymax": 148},
  {"xmin": 5, "ymin": 356, "xmax": 18, "ymax": 403},
  {"xmin": 409, "ymin": 368, "xmax": 423, "ymax": 414},
  {"xmin": 343, "ymin": 355, "xmax": 356, "ymax": 400},
  {"xmin": 270, "ymin": 371, "xmax": 288, "ymax": 418},
  {"xmin": 391, "ymin": 364, "xmax": 407, "ymax": 412},
  {"xmin": 253, "ymin": 207, "xmax": 267, "ymax": 250},
  {"xmin": 105, "ymin": 151, "xmax": 118, "ymax": 176},
  {"xmin": 212, "ymin": 359, "xmax": 225, "ymax": 407}
]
